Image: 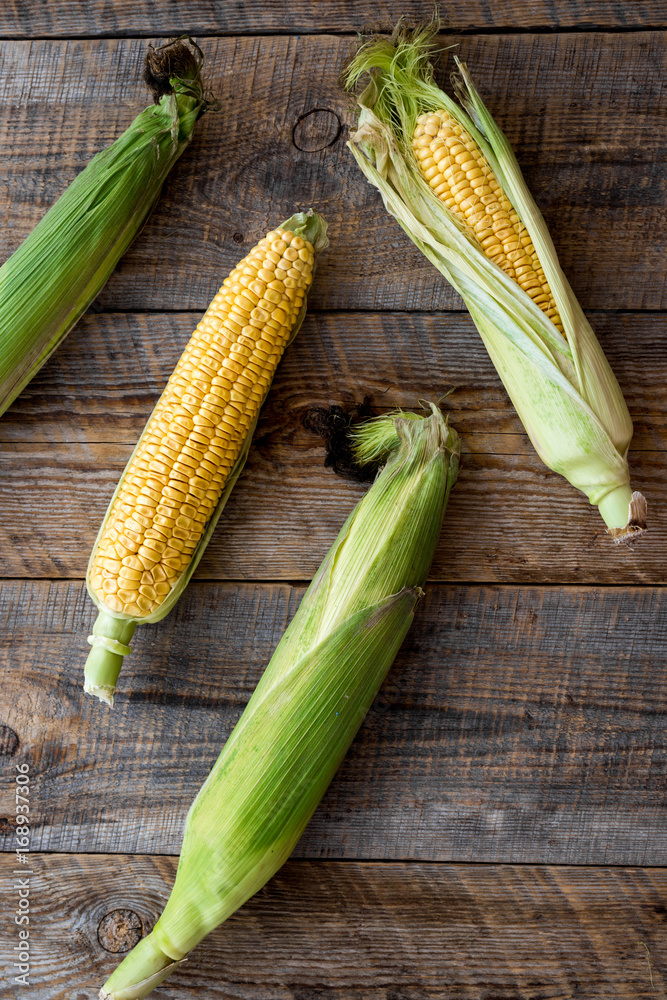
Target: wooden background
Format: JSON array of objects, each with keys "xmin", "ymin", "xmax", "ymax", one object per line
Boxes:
[{"xmin": 0, "ymin": 2, "xmax": 665, "ymax": 997}]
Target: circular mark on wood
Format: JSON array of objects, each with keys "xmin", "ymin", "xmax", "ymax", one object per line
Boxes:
[
  {"xmin": 0, "ymin": 725, "xmax": 19, "ymax": 756},
  {"xmin": 97, "ymin": 909, "xmax": 143, "ymax": 953},
  {"xmin": 370, "ymin": 682, "xmax": 400, "ymax": 717},
  {"xmin": 232, "ymin": 231, "xmax": 244, "ymax": 244},
  {"xmin": 293, "ymin": 109, "xmax": 342, "ymax": 152}
]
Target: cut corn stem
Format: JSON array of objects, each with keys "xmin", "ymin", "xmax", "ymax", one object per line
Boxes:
[
  {"xmin": 85, "ymin": 614, "xmax": 137, "ymax": 707},
  {"xmin": 99, "ymin": 405, "xmax": 459, "ymax": 999},
  {"xmin": 0, "ymin": 37, "xmax": 213, "ymax": 417},
  {"xmin": 84, "ymin": 211, "xmax": 329, "ymax": 706},
  {"xmin": 344, "ymin": 22, "xmax": 646, "ymax": 539},
  {"xmin": 599, "ymin": 486, "xmax": 647, "ymax": 541}
]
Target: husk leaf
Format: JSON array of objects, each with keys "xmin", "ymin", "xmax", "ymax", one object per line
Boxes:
[{"xmin": 0, "ymin": 37, "xmax": 213, "ymax": 416}]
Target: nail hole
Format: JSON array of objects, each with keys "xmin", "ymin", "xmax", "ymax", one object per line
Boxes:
[
  {"xmin": 232, "ymin": 232, "xmax": 244, "ymax": 244},
  {"xmin": 97, "ymin": 909, "xmax": 143, "ymax": 954},
  {"xmin": 293, "ymin": 109, "xmax": 342, "ymax": 152}
]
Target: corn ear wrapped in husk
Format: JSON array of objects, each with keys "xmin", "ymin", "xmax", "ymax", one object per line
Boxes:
[
  {"xmin": 0, "ymin": 36, "xmax": 214, "ymax": 417},
  {"xmin": 344, "ymin": 23, "xmax": 646, "ymax": 540},
  {"xmin": 100, "ymin": 404, "xmax": 459, "ymax": 999}
]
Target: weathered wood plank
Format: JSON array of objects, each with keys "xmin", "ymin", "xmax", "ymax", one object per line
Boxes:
[
  {"xmin": 2, "ymin": 310, "xmax": 664, "ymax": 450},
  {"xmin": 0, "ymin": 311, "xmax": 664, "ymax": 584},
  {"xmin": 0, "ymin": 853, "xmax": 665, "ymax": 999},
  {"xmin": 1, "ymin": 580, "xmax": 665, "ymax": 862},
  {"xmin": 1, "ymin": 1, "xmax": 665, "ymax": 37},
  {"xmin": 6, "ymin": 440, "xmax": 663, "ymax": 583},
  {"xmin": 0, "ymin": 34, "xmax": 665, "ymax": 311}
]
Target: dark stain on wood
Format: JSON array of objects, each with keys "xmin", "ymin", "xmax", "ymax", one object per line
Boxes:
[{"xmin": 0, "ymin": 723, "xmax": 19, "ymax": 756}]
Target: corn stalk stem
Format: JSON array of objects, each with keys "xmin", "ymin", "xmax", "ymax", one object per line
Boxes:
[{"xmin": 84, "ymin": 614, "xmax": 137, "ymax": 706}]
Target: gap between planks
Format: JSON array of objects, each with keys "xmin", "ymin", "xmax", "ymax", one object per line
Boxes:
[
  {"xmin": 1, "ymin": 849, "xmax": 666, "ymax": 871},
  {"xmin": 2, "ymin": 26, "xmax": 667, "ymax": 41}
]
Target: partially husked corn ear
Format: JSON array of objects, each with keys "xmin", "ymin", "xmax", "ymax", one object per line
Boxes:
[
  {"xmin": 412, "ymin": 111, "xmax": 563, "ymax": 332},
  {"xmin": 84, "ymin": 211, "xmax": 328, "ymax": 706},
  {"xmin": 345, "ymin": 23, "xmax": 647, "ymax": 539},
  {"xmin": 99, "ymin": 405, "xmax": 460, "ymax": 1000}
]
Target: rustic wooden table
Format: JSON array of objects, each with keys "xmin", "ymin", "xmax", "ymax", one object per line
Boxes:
[{"xmin": 1, "ymin": 2, "xmax": 666, "ymax": 998}]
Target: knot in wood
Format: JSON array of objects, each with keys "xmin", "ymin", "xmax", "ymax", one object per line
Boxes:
[
  {"xmin": 97, "ymin": 909, "xmax": 143, "ymax": 953},
  {"xmin": 370, "ymin": 682, "xmax": 400, "ymax": 717},
  {"xmin": 292, "ymin": 109, "xmax": 342, "ymax": 152},
  {"xmin": 0, "ymin": 724, "xmax": 19, "ymax": 756}
]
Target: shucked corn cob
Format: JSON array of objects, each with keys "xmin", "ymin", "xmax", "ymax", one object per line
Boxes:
[
  {"xmin": 345, "ymin": 23, "xmax": 647, "ymax": 539},
  {"xmin": 0, "ymin": 37, "xmax": 213, "ymax": 417},
  {"xmin": 90, "ymin": 225, "xmax": 319, "ymax": 618},
  {"xmin": 84, "ymin": 212, "xmax": 328, "ymax": 705},
  {"xmin": 100, "ymin": 405, "xmax": 460, "ymax": 1000}
]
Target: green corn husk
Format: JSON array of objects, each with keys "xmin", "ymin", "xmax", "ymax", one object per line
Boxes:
[
  {"xmin": 100, "ymin": 404, "xmax": 459, "ymax": 1000},
  {"xmin": 0, "ymin": 36, "xmax": 214, "ymax": 417},
  {"xmin": 344, "ymin": 23, "xmax": 647, "ymax": 540},
  {"xmin": 83, "ymin": 210, "xmax": 329, "ymax": 708}
]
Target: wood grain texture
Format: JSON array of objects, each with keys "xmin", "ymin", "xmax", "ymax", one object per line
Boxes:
[
  {"xmin": 0, "ymin": 853, "xmax": 664, "ymax": 999},
  {"xmin": 1, "ymin": 580, "xmax": 665, "ymax": 862},
  {"xmin": 0, "ymin": 1, "xmax": 665, "ymax": 37},
  {"xmin": 1, "ymin": 5, "xmax": 665, "ymax": 994},
  {"xmin": 0, "ymin": 311, "xmax": 664, "ymax": 585},
  {"xmin": 0, "ymin": 33, "xmax": 665, "ymax": 312}
]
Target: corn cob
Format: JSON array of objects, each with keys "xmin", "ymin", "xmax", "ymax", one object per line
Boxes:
[
  {"xmin": 0, "ymin": 37, "xmax": 213, "ymax": 417},
  {"xmin": 345, "ymin": 23, "xmax": 647, "ymax": 540},
  {"xmin": 84, "ymin": 211, "xmax": 328, "ymax": 706},
  {"xmin": 100, "ymin": 404, "xmax": 460, "ymax": 1000},
  {"xmin": 412, "ymin": 111, "xmax": 563, "ymax": 332}
]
